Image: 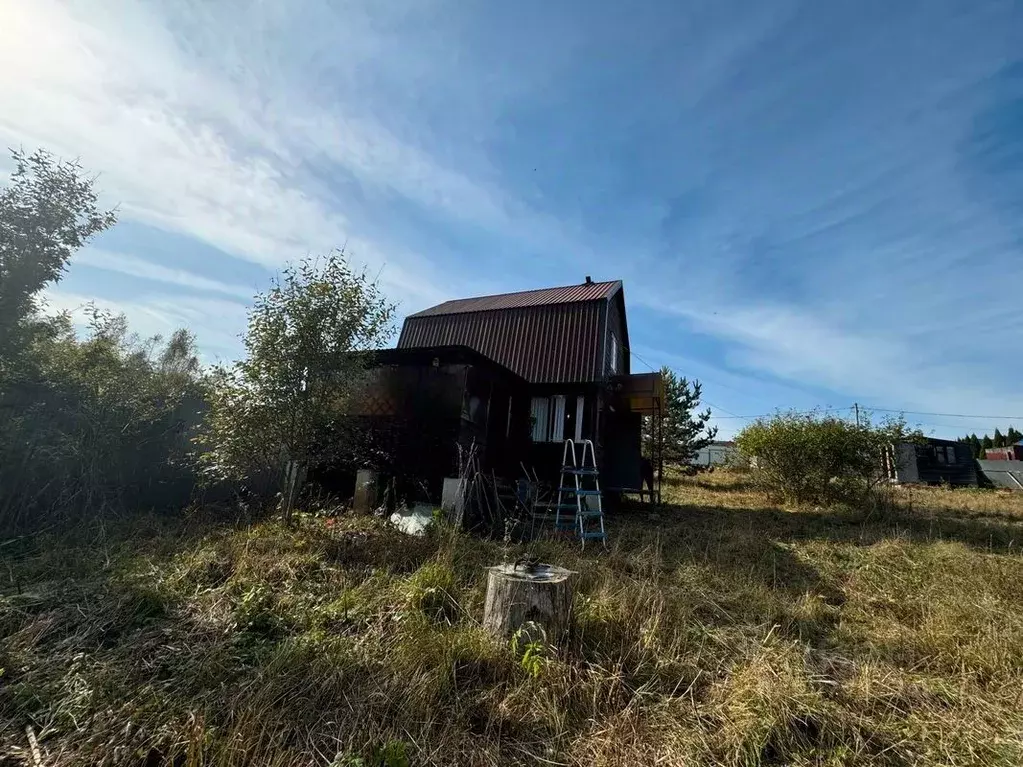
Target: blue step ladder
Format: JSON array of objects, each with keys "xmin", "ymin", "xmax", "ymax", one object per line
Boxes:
[{"xmin": 555, "ymin": 439, "xmax": 606, "ymax": 548}]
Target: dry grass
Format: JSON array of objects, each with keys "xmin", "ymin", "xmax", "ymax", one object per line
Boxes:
[{"xmin": 3, "ymin": 472, "xmax": 1023, "ymax": 765}]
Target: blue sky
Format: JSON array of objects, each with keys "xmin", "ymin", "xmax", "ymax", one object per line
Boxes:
[{"xmin": 2, "ymin": 0, "xmax": 1022, "ymax": 438}]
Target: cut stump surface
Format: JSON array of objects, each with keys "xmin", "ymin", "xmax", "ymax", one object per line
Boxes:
[{"xmin": 482, "ymin": 563, "xmax": 575, "ymax": 645}]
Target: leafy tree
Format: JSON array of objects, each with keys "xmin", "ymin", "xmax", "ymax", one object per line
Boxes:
[
  {"xmin": 643, "ymin": 367, "xmax": 717, "ymax": 472},
  {"xmin": 0, "ymin": 148, "xmax": 206, "ymax": 532},
  {"xmin": 0, "ymin": 307, "xmax": 204, "ymax": 531},
  {"xmin": 994, "ymin": 428, "xmax": 1006, "ymax": 448},
  {"xmin": 969, "ymin": 433, "xmax": 982, "ymax": 459},
  {"xmin": 982, "ymin": 434, "xmax": 994, "ymax": 450},
  {"xmin": 1008, "ymin": 426, "xmax": 1022, "ymax": 445},
  {"xmin": 197, "ymin": 250, "xmax": 395, "ymax": 521},
  {"xmin": 734, "ymin": 410, "xmax": 921, "ymax": 506},
  {"xmin": 0, "ymin": 149, "xmax": 116, "ymax": 369}
]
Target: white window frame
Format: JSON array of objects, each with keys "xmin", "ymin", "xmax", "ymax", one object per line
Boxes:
[
  {"xmin": 610, "ymin": 333, "xmax": 618, "ymax": 373},
  {"xmin": 530, "ymin": 394, "xmax": 587, "ymax": 443}
]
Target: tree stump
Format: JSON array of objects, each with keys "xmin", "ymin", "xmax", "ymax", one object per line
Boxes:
[{"xmin": 482, "ymin": 563, "xmax": 576, "ymax": 645}]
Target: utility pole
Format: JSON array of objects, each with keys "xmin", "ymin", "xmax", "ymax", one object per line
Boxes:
[{"xmin": 854, "ymin": 402, "xmax": 860, "ymax": 427}]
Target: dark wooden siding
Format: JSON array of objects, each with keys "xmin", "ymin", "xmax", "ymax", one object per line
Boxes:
[
  {"xmin": 914, "ymin": 440, "xmax": 978, "ymax": 486},
  {"xmin": 398, "ymin": 302, "xmax": 604, "ymax": 384},
  {"xmin": 603, "ymin": 294, "xmax": 628, "ymax": 377},
  {"xmin": 892, "ymin": 439, "xmax": 978, "ymax": 487}
]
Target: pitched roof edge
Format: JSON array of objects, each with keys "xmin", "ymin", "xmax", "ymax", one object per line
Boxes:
[{"xmin": 407, "ymin": 279, "xmax": 622, "ymax": 318}]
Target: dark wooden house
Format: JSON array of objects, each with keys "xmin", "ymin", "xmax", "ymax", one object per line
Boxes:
[
  {"xmin": 886, "ymin": 437, "xmax": 978, "ymax": 487},
  {"xmin": 393, "ymin": 278, "xmax": 663, "ymax": 495}
]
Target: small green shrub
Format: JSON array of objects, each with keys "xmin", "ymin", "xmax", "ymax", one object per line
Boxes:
[
  {"xmin": 331, "ymin": 740, "xmax": 409, "ymax": 767},
  {"xmin": 233, "ymin": 584, "xmax": 282, "ymax": 638},
  {"xmin": 734, "ymin": 410, "xmax": 920, "ymax": 506},
  {"xmin": 511, "ymin": 622, "xmax": 550, "ymax": 679},
  {"xmin": 371, "ymin": 740, "xmax": 410, "ymax": 767}
]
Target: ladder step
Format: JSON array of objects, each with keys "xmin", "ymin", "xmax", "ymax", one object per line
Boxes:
[
  {"xmin": 533, "ymin": 513, "xmax": 589, "ymax": 527},
  {"xmin": 581, "ymin": 532, "xmax": 607, "ymax": 540},
  {"xmin": 558, "ymin": 488, "xmax": 602, "ymax": 496},
  {"xmin": 561, "ymin": 467, "xmax": 599, "ymax": 475}
]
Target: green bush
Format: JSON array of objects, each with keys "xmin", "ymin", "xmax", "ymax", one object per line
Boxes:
[
  {"xmin": 0, "ymin": 312, "xmax": 204, "ymax": 531},
  {"xmin": 0, "ymin": 148, "xmax": 207, "ymax": 531},
  {"xmin": 734, "ymin": 410, "xmax": 918, "ymax": 506}
]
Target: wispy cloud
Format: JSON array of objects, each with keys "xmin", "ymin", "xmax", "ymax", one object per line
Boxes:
[
  {"xmin": 76, "ymin": 249, "xmax": 256, "ymax": 300},
  {"xmin": 4, "ymin": 0, "xmax": 1023, "ymax": 437},
  {"xmin": 0, "ymin": 0, "xmax": 475, "ymax": 311}
]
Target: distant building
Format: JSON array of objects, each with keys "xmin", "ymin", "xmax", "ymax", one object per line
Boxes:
[
  {"xmin": 692, "ymin": 441, "xmax": 737, "ymax": 467},
  {"xmin": 983, "ymin": 444, "xmax": 1023, "ymax": 461},
  {"xmin": 885, "ymin": 438, "xmax": 978, "ymax": 486}
]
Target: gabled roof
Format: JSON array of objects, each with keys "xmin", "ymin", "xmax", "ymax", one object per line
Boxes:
[{"xmin": 409, "ymin": 280, "xmax": 622, "ymax": 318}]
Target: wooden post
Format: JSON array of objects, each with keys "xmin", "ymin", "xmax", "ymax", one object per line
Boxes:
[
  {"xmin": 483, "ymin": 563, "xmax": 575, "ymax": 645},
  {"xmin": 353, "ymin": 469, "xmax": 378, "ymax": 513}
]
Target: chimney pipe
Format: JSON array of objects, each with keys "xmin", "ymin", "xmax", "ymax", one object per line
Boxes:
[{"xmin": 585, "ymin": 275, "xmax": 592, "ymax": 284}]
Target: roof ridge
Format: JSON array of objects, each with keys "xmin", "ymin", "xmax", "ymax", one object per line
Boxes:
[
  {"xmin": 406, "ymin": 279, "xmax": 623, "ymax": 318},
  {"xmin": 435, "ymin": 278, "xmax": 620, "ymax": 304}
]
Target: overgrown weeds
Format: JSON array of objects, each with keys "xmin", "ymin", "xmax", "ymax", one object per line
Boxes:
[{"xmin": 3, "ymin": 473, "xmax": 1023, "ymax": 765}]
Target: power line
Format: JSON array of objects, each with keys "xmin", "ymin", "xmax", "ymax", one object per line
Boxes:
[
  {"xmin": 863, "ymin": 407, "xmax": 1023, "ymax": 420},
  {"xmin": 625, "ymin": 347, "xmax": 1023, "ymax": 425},
  {"xmin": 713, "ymin": 407, "xmax": 854, "ymax": 420}
]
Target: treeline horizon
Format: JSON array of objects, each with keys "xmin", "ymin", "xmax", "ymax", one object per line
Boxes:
[{"xmin": 958, "ymin": 427, "xmax": 1022, "ymax": 458}]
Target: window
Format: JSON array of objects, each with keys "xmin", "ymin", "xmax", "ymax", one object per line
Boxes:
[
  {"xmin": 574, "ymin": 395, "xmax": 585, "ymax": 442},
  {"xmin": 530, "ymin": 397, "xmax": 549, "ymax": 442},
  {"xmin": 551, "ymin": 395, "xmax": 567, "ymax": 442},
  {"xmin": 610, "ymin": 333, "xmax": 618, "ymax": 373},
  {"xmin": 461, "ymin": 392, "xmax": 487, "ymax": 429},
  {"xmin": 530, "ymin": 394, "xmax": 586, "ymax": 443}
]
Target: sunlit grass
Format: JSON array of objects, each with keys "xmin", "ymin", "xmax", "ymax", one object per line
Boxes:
[{"xmin": 3, "ymin": 472, "xmax": 1023, "ymax": 765}]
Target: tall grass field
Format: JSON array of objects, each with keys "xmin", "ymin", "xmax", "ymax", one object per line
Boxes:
[{"xmin": 3, "ymin": 472, "xmax": 1023, "ymax": 765}]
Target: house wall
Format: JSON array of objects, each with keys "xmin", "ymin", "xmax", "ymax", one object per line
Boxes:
[
  {"xmin": 459, "ymin": 363, "xmax": 532, "ymax": 476},
  {"xmin": 891, "ymin": 443, "xmax": 920, "ymax": 483},
  {"xmin": 338, "ymin": 359, "xmax": 529, "ymax": 502},
  {"xmin": 601, "ymin": 409, "xmax": 643, "ymax": 490},
  {"xmin": 602, "ymin": 293, "xmax": 628, "ymax": 377}
]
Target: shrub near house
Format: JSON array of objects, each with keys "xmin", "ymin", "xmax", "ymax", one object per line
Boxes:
[{"xmin": 735, "ymin": 410, "xmax": 919, "ymax": 506}]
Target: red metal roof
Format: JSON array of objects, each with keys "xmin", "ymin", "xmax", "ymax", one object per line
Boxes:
[
  {"xmin": 399, "ymin": 301, "xmax": 604, "ymax": 383},
  {"xmin": 409, "ymin": 280, "xmax": 621, "ymax": 317}
]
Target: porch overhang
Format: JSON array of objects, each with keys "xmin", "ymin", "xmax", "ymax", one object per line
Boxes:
[{"xmin": 609, "ymin": 372, "xmax": 664, "ymax": 415}]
